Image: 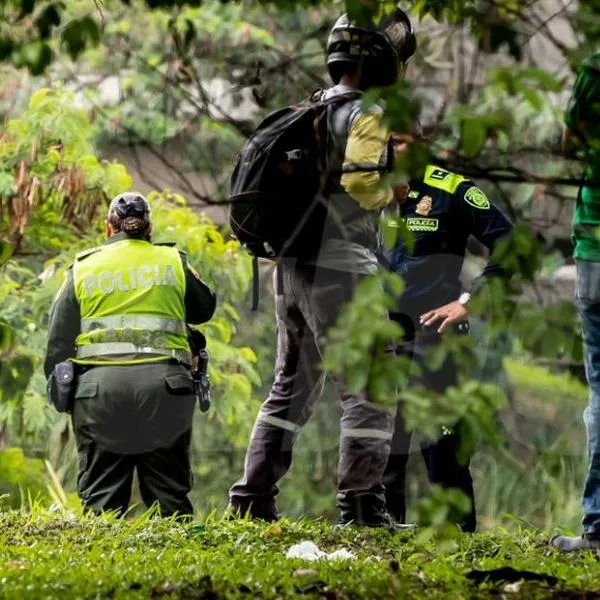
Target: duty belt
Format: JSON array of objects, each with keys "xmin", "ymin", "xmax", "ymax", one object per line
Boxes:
[{"xmin": 75, "ymin": 343, "xmax": 192, "ymax": 366}]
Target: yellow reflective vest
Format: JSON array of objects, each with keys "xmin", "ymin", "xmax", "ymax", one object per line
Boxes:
[{"xmin": 72, "ymin": 238, "xmax": 192, "ymax": 366}]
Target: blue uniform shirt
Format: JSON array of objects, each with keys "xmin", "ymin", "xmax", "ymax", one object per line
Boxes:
[{"xmin": 384, "ymin": 165, "xmax": 513, "ymax": 323}]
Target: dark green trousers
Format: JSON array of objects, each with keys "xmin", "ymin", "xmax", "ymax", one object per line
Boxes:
[
  {"xmin": 76, "ymin": 430, "xmax": 194, "ymax": 517},
  {"xmin": 72, "ymin": 361, "xmax": 196, "ymax": 517}
]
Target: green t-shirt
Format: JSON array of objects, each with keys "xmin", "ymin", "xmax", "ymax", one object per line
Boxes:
[{"xmin": 565, "ymin": 53, "xmax": 600, "ymax": 261}]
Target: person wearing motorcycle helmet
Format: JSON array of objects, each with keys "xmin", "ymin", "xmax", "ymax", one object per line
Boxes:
[
  {"xmin": 44, "ymin": 192, "xmax": 216, "ymax": 518},
  {"xmin": 228, "ymin": 8, "xmax": 417, "ymax": 528},
  {"xmin": 326, "ymin": 8, "xmax": 416, "ymax": 89}
]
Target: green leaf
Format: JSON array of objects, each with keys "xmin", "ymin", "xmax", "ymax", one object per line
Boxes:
[
  {"xmin": 521, "ymin": 67, "xmax": 564, "ymax": 92},
  {"xmin": 29, "ymin": 88, "xmax": 53, "ymax": 110},
  {"xmin": 0, "ymin": 321, "xmax": 15, "ymax": 353},
  {"xmin": 0, "ymin": 38, "xmax": 14, "ymax": 61},
  {"xmin": 35, "ymin": 4, "xmax": 62, "ymax": 40},
  {"xmin": 183, "ymin": 19, "xmax": 196, "ymax": 53},
  {"xmin": 345, "ymin": 0, "xmax": 379, "ymax": 25},
  {"xmin": 0, "ymin": 239, "xmax": 13, "ymax": 266},
  {"xmin": 14, "ymin": 42, "xmax": 54, "ymax": 75},
  {"xmin": 522, "ymin": 88, "xmax": 543, "ymax": 111},
  {"xmin": 485, "ymin": 22, "xmax": 522, "ymax": 61},
  {"xmin": 461, "ymin": 118, "xmax": 486, "ymax": 157},
  {"xmin": 18, "ymin": 0, "xmax": 36, "ymax": 18},
  {"xmin": 61, "ymin": 17, "xmax": 100, "ymax": 61}
]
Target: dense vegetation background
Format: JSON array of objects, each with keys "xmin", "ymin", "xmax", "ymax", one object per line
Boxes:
[{"xmin": 0, "ymin": 0, "xmax": 595, "ymax": 541}]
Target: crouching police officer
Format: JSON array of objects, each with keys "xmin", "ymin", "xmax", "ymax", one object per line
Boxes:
[
  {"xmin": 44, "ymin": 193, "xmax": 216, "ymax": 518},
  {"xmin": 381, "ymin": 158, "xmax": 514, "ymax": 532}
]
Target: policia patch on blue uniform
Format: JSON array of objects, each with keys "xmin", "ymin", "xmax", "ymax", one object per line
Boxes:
[{"xmin": 403, "ymin": 217, "xmax": 439, "ymax": 232}]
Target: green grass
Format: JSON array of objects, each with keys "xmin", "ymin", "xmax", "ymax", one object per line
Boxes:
[{"xmin": 1, "ymin": 511, "xmax": 600, "ymax": 599}]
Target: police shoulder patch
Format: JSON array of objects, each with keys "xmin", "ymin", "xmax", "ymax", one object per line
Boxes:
[
  {"xmin": 464, "ymin": 186, "xmax": 490, "ymax": 210},
  {"xmin": 424, "ymin": 165, "xmax": 466, "ymax": 194}
]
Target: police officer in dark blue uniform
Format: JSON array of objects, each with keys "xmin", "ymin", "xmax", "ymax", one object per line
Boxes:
[{"xmin": 382, "ymin": 158, "xmax": 514, "ymax": 532}]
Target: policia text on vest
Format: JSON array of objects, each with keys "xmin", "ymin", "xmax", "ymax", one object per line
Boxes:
[{"xmin": 82, "ymin": 263, "xmax": 179, "ymax": 296}]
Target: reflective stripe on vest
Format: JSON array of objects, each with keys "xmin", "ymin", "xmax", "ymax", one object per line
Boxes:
[
  {"xmin": 80, "ymin": 315, "xmax": 187, "ymax": 335},
  {"xmin": 75, "ymin": 343, "xmax": 192, "ymax": 366}
]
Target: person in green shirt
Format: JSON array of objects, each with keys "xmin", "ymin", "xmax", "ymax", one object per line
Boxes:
[{"xmin": 553, "ymin": 54, "xmax": 600, "ymax": 551}]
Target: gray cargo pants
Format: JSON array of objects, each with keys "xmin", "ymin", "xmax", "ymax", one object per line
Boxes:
[{"xmin": 229, "ymin": 261, "xmax": 394, "ymax": 517}]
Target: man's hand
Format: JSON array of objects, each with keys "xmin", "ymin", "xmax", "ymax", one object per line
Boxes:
[{"xmin": 420, "ymin": 300, "xmax": 468, "ymax": 334}]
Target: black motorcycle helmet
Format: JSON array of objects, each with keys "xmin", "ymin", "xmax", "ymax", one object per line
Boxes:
[{"xmin": 326, "ymin": 8, "xmax": 416, "ymax": 88}]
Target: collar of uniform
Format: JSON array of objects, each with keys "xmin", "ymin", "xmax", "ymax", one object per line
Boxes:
[{"xmin": 105, "ymin": 232, "xmax": 149, "ymax": 245}]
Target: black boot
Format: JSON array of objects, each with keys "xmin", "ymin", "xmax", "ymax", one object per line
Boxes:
[
  {"xmin": 338, "ymin": 495, "xmax": 396, "ymax": 528},
  {"xmin": 385, "ymin": 490, "xmax": 407, "ymax": 525},
  {"xmin": 226, "ymin": 499, "xmax": 281, "ymax": 522}
]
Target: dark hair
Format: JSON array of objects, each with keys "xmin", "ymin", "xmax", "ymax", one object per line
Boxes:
[{"xmin": 108, "ymin": 195, "xmax": 151, "ymax": 238}]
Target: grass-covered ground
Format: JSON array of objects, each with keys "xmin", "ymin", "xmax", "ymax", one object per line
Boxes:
[{"xmin": 1, "ymin": 512, "xmax": 599, "ymax": 599}]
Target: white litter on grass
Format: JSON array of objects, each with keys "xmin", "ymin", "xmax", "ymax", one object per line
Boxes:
[
  {"xmin": 326, "ymin": 549, "xmax": 357, "ymax": 561},
  {"xmin": 285, "ymin": 541, "xmax": 356, "ymax": 561}
]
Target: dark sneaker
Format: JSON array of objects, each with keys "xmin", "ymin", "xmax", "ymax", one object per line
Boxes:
[
  {"xmin": 551, "ymin": 533, "xmax": 600, "ymax": 552},
  {"xmin": 225, "ymin": 500, "xmax": 281, "ymax": 522},
  {"xmin": 338, "ymin": 496, "xmax": 402, "ymax": 529},
  {"xmin": 338, "ymin": 510, "xmax": 395, "ymax": 529}
]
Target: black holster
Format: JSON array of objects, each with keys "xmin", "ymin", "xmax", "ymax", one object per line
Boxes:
[
  {"xmin": 47, "ymin": 361, "xmax": 76, "ymax": 413},
  {"xmin": 187, "ymin": 326, "xmax": 212, "ymax": 413},
  {"xmin": 193, "ymin": 349, "xmax": 211, "ymax": 413}
]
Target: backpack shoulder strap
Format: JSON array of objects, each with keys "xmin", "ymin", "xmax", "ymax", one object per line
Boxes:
[{"xmin": 251, "ymin": 256, "xmax": 260, "ymax": 312}]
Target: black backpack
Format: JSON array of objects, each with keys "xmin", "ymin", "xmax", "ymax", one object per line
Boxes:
[{"xmin": 229, "ymin": 89, "xmax": 363, "ymax": 261}]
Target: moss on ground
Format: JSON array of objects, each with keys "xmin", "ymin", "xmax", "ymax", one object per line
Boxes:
[{"xmin": 0, "ymin": 512, "xmax": 599, "ymax": 599}]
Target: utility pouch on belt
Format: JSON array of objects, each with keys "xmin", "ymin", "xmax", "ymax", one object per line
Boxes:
[{"xmin": 47, "ymin": 361, "xmax": 76, "ymax": 413}]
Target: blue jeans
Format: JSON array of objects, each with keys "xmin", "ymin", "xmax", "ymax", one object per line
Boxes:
[{"xmin": 577, "ymin": 259, "xmax": 600, "ymax": 534}]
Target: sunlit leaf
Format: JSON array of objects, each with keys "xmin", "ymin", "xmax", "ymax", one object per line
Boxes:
[{"xmin": 0, "ymin": 240, "xmax": 13, "ymax": 267}]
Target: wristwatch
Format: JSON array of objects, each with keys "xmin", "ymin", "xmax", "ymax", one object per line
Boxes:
[{"xmin": 458, "ymin": 292, "xmax": 471, "ymax": 306}]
